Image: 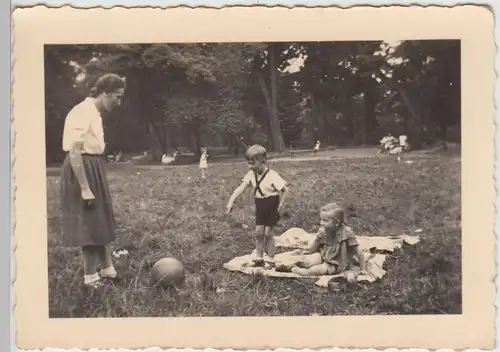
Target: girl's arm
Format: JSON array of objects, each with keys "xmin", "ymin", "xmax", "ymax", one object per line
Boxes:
[
  {"xmin": 307, "ymin": 238, "xmax": 321, "ymax": 254},
  {"xmin": 226, "ymin": 182, "xmax": 249, "ymax": 213},
  {"xmin": 306, "ymin": 227, "xmax": 325, "ymax": 253}
]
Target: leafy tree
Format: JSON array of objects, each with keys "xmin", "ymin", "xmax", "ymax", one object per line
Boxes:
[{"xmin": 44, "ymin": 40, "xmax": 460, "ymax": 164}]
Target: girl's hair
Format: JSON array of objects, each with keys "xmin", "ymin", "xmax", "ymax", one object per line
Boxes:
[
  {"xmin": 88, "ymin": 73, "xmax": 126, "ymax": 97},
  {"xmin": 245, "ymin": 144, "xmax": 267, "ymax": 162},
  {"xmin": 320, "ymin": 203, "xmax": 346, "ymax": 225}
]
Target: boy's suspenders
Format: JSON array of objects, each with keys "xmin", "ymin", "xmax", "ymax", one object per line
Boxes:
[{"xmin": 254, "ymin": 169, "xmax": 270, "ymax": 197}]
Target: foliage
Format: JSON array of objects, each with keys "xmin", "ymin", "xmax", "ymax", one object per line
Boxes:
[{"xmin": 45, "ymin": 40, "xmax": 460, "ymax": 163}]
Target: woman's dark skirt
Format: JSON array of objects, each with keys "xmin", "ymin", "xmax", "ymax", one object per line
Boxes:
[{"xmin": 60, "ymin": 154, "xmax": 116, "ymax": 247}]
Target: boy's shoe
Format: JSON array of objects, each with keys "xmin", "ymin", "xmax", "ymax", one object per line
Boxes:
[
  {"xmin": 265, "ymin": 259, "xmax": 276, "ymax": 269},
  {"xmin": 252, "ymin": 259, "xmax": 265, "ymax": 267}
]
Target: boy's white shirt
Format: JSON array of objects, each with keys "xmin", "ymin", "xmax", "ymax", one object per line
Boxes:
[{"xmin": 242, "ymin": 169, "xmax": 287, "ymax": 198}]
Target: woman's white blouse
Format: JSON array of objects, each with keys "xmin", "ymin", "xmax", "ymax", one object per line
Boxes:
[{"xmin": 62, "ymin": 98, "xmax": 106, "ymax": 155}]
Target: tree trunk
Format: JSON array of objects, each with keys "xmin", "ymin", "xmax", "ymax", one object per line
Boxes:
[
  {"xmin": 193, "ymin": 127, "xmax": 202, "ymax": 159},
  {"xmin": 257, "ymin": 45, "xmax": 284, "ymax": 152},
  {"xmin": 236, "ymin": 136, "xmax": 247, "ymax": 155},
  {"xmin": 343, "ymin": 92, "xmax": 354, "ymax": 144},
  {"xmin": 166, "ymin": 125, "xmax": 176, "ymax": 151},
  {"xmin": 233, "ymin": 137, "xmax": 240, "ymax": 156},
  {"xmin": 227, "ymin": 134, "xmax": 235, "ymax": 154},
  {"xmin": 163, "ymin": 124, "xmax": 169, "ymax": 153},
  {"xmin": 148, "ymin": 121, "xmax": 166, "ymax": 161},
  {"xmin": 322, "ymin": 103, "xmax": 330, "ymax": 145},
  {"xmin": 265, "ymin": 113, "xmax": 273, "ymax": 149},
  {"xmin": 437, "ymin": 111, "xmax": 447, "ymax": 142},
  {"xmin": 268, "ymin": 44, "xmax": 284, "ymax": 152},
  {"xmin": 257, "ymin": 73, "xmax": 273, "ymax": 146},
  {"xmin": 307, "ymin": 97, "xmax": 318, "ymax": 147},
  {"xmin": 363, "ymin": 79, "xmax": 378, "ymax": 144},
  {"xmin": 396, "ymin": 83, "xmax": 424, "ymax": 149}
]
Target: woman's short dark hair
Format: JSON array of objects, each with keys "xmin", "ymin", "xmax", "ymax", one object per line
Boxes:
[{"xmin": 88, "ymin": 73, "xmax": 126, "ymax": 97}]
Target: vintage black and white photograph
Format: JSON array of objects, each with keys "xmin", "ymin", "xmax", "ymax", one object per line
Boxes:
[
  {"xmin": 44, "ymin": 39, "xmax": 462, "ymax": 318},
  {"xmin": 12, "ymin": 5, "xmax": 495, "ymax": 350}
]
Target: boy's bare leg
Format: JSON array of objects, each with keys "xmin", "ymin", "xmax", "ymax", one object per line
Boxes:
[
  {"xmin": 255, "ymin": 225, "xmax": 265, "ymax": 262},
  {"xmin": 264, "ymin": 226, "xmax": 276, "ymax": 264}
]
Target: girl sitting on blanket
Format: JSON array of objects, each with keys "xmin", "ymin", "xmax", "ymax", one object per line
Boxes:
[{"xmin": 278, "ymin": 203, "xmax": 368, "ymax": 277}]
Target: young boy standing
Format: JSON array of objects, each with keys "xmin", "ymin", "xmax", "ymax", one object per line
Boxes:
[{"xmin": 226, "ymin": 145, "xmax": 288, "ymax": 267}]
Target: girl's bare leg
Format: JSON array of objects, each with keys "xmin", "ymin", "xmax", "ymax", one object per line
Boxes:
[
  {"xmin": 297, "ymin": 252, "xmax": 323, "ymax": 268},
  {"xmin": 274, "ymin": 253, "xmax": 323, "ymax": 273},
  {"xmin": 292, "ymin": 263, "xmax": 331, "ymax": 276}
]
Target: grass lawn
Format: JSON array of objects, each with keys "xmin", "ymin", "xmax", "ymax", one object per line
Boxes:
[{"xmin": 46, "ymin": 153, "xmax": 461, "ymax": 317}]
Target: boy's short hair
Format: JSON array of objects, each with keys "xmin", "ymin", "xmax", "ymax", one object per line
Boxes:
[{"xmin": 245, "ymin": 144, "xmax": 267, "ymax": 162}]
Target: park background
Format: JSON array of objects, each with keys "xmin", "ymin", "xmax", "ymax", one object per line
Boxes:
[
  {"xmin": 44, "ymin": 40, "xmax": 462, "ymax": 318},
  {"xmin": 44, "ymin": 41, "xmax": 460, "ymax": 164}
]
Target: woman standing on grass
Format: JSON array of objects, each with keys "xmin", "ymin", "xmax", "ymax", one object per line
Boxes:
[{"xmin": 60, "ymin": 73, "xmax": 126, "ymax": 288}]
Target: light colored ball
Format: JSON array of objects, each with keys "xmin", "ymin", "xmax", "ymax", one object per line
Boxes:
[{"xmin": 151, "ymin": 257, "xmax": 185, "ymax": 287}]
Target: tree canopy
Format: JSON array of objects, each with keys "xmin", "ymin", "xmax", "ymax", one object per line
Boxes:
[{"xmin": 44, "ymin": 40, "xmax": 460, "ymax": 163}]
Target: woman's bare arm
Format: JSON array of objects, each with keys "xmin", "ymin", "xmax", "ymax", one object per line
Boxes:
[{"xmin": 68, "ymin": 142, "xmax": 92, "ymax": 198}]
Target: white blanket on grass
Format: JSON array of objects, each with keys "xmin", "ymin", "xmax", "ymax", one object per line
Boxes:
[{"xmin": 223, "ymin": 227, "xmax": 420, "ymax": 287}]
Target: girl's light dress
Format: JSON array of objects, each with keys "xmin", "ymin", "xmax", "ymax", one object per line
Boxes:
[{"xmin": 199, "ymin": 152, "xmax": 208, "ymax": 169}]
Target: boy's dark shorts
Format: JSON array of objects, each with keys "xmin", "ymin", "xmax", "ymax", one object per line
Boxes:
[{"xmin": 255, "ymin": 195, "xmax": 280, "ymax": 227}]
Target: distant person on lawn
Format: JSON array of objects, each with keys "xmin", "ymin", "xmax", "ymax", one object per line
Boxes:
[
  {"xmin": 199, "ymin": 147, "xmax": 209, "ymax": 179},
  {"xmin": 313, "ymin": 140, "xmax": 321, "ymax": 156},
  {"xmin": 60, "ymin": 73, "xmax": 126, "ymax": 288}
]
